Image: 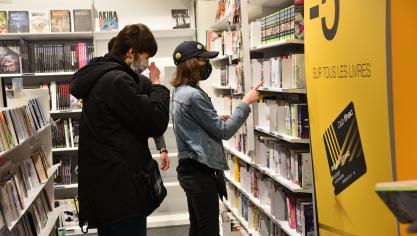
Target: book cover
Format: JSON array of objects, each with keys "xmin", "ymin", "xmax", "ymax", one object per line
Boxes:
[
  {"xmin": 0, "ymin": 11, "xmax": 7, "ymax": 33},
  {"xmin": 8, "ymin": 11, "xmax": 29, "ymax": 33},
  {"xmin": 376, "ymin": 181, "xmax": 417, "ymax": 223},
  {"xmin": 50, "ymin": 10, "xmax": 71, "ymax": 32},
  {"xmin": 31, "ymin": 152, "xmax": 48, "ymax": 183},
  {"xmin": 98, "ymin": 11, "xmax": 118, "ymax": 32},
  {"xmin": 294, "ymin": 0, "xmax": 304, "ymax": 40},
  {"xmin": 0, "ymin": 42, "xmax": 21, "ymax": 74},
  {"xmin": 30, "ymin": 11, "xmax": 50, "ymax": 33},
  {"xmin": 73, "ymin": 9, "xmax": 92, "ymax": 32}
]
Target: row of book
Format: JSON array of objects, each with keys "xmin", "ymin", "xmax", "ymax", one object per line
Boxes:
[
  {"xmin": 54, "ymin": 155, "xmax": 77, "ymax": 186},
  {"xmin": 250, "ymin": 0, "xmax": 304, "ymax": 47},
  {"xmin": 0, "ymin": 97, "xmax": 48, "ymax": 153},
  {"xmin": 0, "ymin": 40, "xmax": 94, "ymax": 74},
  {"xmin": 52, "ymin": 118, "xmax": 79, "ymax": 149},
  {"xmin": 226, "ymin": 178, "xmax": 314, "ymax": 236},
  {"xmin": 207, "ymin": 30, "xmax": 241, "ymax": 57},
  {"xmin": 0, "ymin": 146, "xmax": 52, "ymax": 228},
  {"xmin": 0, "ymin": 10, "xmax": 92, "ymax": 33},
  {"xmin": 256, "ymin": 99, "xmax": 310, "ymax": 139},
  {"xmin": 40, "ymin": 82, "xmax": 82, "ymax": 111},
  {"xmin": 0, "ymin": 189, "xmax": 53, "ymax": 236},
  {"xmin": 253, "ymin": 141, "xmax": 313, "ymax": 189},
  {"xmin": 212, "ymin": 63, "xmax": 244, "ymax": 93},
  {"xmin": 251, "ymin": 54, "xmax": 306, "ymax": 90},
  {"xmin": 215, "ymin": 0, "xmax": 241, "ymax": 24}
]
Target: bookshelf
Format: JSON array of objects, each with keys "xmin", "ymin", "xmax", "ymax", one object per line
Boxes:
[
  {"xmin": 0, "ymin": 32, "xmax": 94, "ymax": 40},
  {"xmin": 0, "ymin": 88, "xmax": 62, "ymax": 235},
  {"xmin": 202, "ymin": 0, "xmax": 316, "ymax": 235},
  {"xmin": 93, "ymin": 28, "xmax": 196, "ymax": 40}
]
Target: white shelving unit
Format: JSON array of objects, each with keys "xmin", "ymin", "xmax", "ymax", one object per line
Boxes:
[
  {"xmin": 223, "ymin": 175, "xmax": 300, "ymax": 236},
  {"xmin": 93, "ymin": 28, "xmax": 196, "ymax": 40},
  {"xmin": 257, "ymin": 87, "xmax": 306, "ymax": 94},
  {"xmin": 254, "ymin": 126, "xmax": 310, "ymax": 144},
  {"xmin": 223, "ymin": 144, "xmax": 312, "ymax": 193},
  {"xmin": 221, "ymin": 201, "xmax": 260, "ymax": 236},
  {"xmin": 50, "ymin": 109, "xmax": 82, "ymax": 115},
  {"xmin": 212, "ymin": 85, "xmax": 233, "ymax": 90},
  {"xmin": 250, "ymin": 39, "xmax": 304, "ymax": 51},
  {"xmin": 52, "ymin": 147, "xmax": 79, "ymax": 153},
  {"xmin": 0, "ymin": 89, "xmax": 62, "ymax": 235}
]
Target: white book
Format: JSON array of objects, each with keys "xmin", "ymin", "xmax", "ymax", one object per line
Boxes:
[
  {"xmin": 228, "ymin": 65, "xmax": 237, "ymax": 90},
  {"xmin": 69, "ymin": 118, "xmax": 75, "ymax": 148},
  {"xmin": 211, "ymin": 68, "xmax": 222, "ymax": 87},
  {"xmin": 291, "ymin": 104, "xmax": 299, "ymax": 137},
  {"xmin": 262, "ymin": 60, "xmax": 271, "ymax": 88},
  {"xmin": 24, "ymin": 159, "xmax": 40, "ymax": 189},
  {"xmin": 50, "ymin": 82, "xmax": 57, "ymax": 111},
  {"xmin": 259, "ymin": 177, "xmax": 271, "ymax": 207},
  {"xmin": 270, "ymin": 57, "xmax": 281, "ymax": 88},
  {"xmin": 64, "ymin": 119, "xmax": 70, "ymax": 148},
  {"xmin": 276, "ymin": 104, "xmax": 286, "ymax": 134},
  {"xmin": 271, "ymin": 186, "xmax": 286, "ymax": 221},
  {"xmin": 4, "ymin": 110, "xmax": 18, "ymax": 147},
  {"xmin": 301, "ymin": 153, "xmax": 313, "ymax": 189},
  {"xmin": 224, "ymin": 31, "xmax": 234, "ymax": 56},
  {"xmin": 281, "ymin": 55, "xmax": 293, "ymax": 89},
  {"xmin": 251, "ymin": 59, "xmax": 263, "ymax": 88},
  {"xmin": 257, "ymin": 101, "xmax": 269, "ymax": 129},
  {"xmin": 292, "ymin": 54, "xmax": 306, "ymax": 88},
  {"xmin": 267, "ymin": 99, "xmax": 278, "ymax": 132},
  {"xmin": 30, "ymin": 11, "xmax": 50, "ymax": 33},
  {"xmin": 250, "ymin": 21, "xmax": 262, "ymax": 48}
]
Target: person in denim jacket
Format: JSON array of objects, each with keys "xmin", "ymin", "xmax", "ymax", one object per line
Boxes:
[{"xmin": 170, "ymin": 41, "xmax": 263, "ymax": 236}]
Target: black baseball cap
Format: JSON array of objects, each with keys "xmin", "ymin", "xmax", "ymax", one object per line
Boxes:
[{"xmin": 173, "ymin": 41, "xmax": 219, "ymax": 65}]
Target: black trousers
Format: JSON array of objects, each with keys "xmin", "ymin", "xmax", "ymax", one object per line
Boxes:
[
  {"xmin": 97, "ymin": 216, "xmax": 146, "ymax": 236},
  {"xmin": 177, "ymin": 159, "xmax": 222, "ymax": 236}
]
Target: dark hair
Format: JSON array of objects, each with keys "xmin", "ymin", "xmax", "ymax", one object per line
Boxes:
[
  {"xmin": 108, "ymin": 37, "xmax": 116, "ymax": 53},
  {"xmin": 171, "ymin": 58, "xmax": 201, "ymax": 87},
  {"xmin": 111, "ymin": 23, "xmax": 158, "ymax": 59}
]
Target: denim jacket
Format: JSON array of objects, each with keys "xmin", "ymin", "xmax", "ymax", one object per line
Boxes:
[{"xmin": 170, "ymin": 85, "xmax": 251, "ymax": 170}]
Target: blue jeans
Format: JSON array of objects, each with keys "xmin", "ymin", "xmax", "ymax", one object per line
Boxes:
[{"xmin": 97, "ymin": 216, "xmax": 146, "ymax": 236}]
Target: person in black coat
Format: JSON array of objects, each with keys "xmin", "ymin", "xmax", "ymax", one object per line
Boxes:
[{"xmin": 70, "ymin": 23, "xmax": 170, "ymax": 236}]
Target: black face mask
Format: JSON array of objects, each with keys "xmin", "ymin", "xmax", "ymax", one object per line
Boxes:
[{"xmin": 200, "ymin": 63, "xmax": 212, "ymax": 81}]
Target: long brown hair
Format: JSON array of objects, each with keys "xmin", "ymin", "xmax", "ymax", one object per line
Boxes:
[{"xmin": 171, "ymin": 58, "xmax": 202, "ymax": 87}]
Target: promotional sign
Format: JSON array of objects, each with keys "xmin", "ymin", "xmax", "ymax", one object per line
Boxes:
[{"xmin": 305, "ymin": 0, "xmax": 397, "ymax": 235}]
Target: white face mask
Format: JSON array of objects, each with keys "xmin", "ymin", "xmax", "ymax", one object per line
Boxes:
[{"xmin": 130, "ymin": 54, "xmax": 149, "ymax": 75}]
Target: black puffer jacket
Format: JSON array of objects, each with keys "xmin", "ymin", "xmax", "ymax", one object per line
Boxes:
[{"xmin": 70, "ymin": 54, "xmax": 170, "ymax": 227}]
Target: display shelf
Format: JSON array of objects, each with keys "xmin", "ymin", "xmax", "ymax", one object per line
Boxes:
[
  {"xmin": 54, "ymin": 183, "xmax": 78, "ymax": 190},
  {"xmin": 0, "ymin": 32, "xmax": 94, "ymax": 40},
  {"xmin": 38, "ymin": 207, "xmax": 63, "ymax": 236},
  {"xmin": 209, "ymin": 16, "xmax": 233, "ymax": 31},
  {"xmin": 221, "ymin": 201, "xmax": 260, "ymax": 236},
  {"xmin": 52, "ymin": 147, "xmax": 79, "ymax": 153},
  {"xmin": 224, "ymin": 175, "xmax": 300, "ymax": 236},
  {"xmin": 50, "ymin": 109, "xmax": 82, "ymax": 115},
  {"xmin": 211, "ymin": 54, "xmax": 240, "ymax": 64},
  {"xmin": 8, "ymin": 164, "xmax": 60, "ymax": 231},
  {"xmin": 23, "ymin": 72, "xmax": 76, "ymax": 77},
  {"xmin": 250, "ymin": 39, "xmax": 304, "ymax": 52},
  {"xmin": 257, "ymin": 87, "xmax": 306, "ymax": 94},
  {"xmin": 224, "ymin": 144, "xmax": 312, "ymax": 194},
  {"xmin": 0, "ymin": 124, "xmax": 51, "ymax": 159},
  {"xmin": 254, "ymin": 126, "xmax": 310, "ymax": 144},
  {"xmin": 93, "ymin": 28, "xmax": 196, "ymax": 40}
]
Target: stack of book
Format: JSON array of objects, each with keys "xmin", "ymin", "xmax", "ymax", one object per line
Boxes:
[
  {"xmin": 250, "ymin": 0, "xmax": 304, "ymax": 47},
  {"xmin": 0, "ymin": 189, "xmax": 53, "ymax": 236},
  {"xmin": 212, "ymin": 63, "xmax": 244, "ymax": 93},
  {"xmin": 256, "ymin": 98, "xmax": 309, "ymax": 139},
  {"xmin": 41, "ymin": 82, "xmax": 82, "ymax": 111},
  {"xmin": 0, "ymin": 97, "xmax": 48, "ymax": 153},
  {"xmin": 0, "ymin": 146, "xmax": 51, "ymax": 227},
  {"xmin": 207, "ymin": 30, "xmax": 241, "ymax": 57},
  {"xmin": 54, "ymin": 155, "xmax": 77, "ymax": 186},
  {"xmin": 251, "ymin": 54, "xmax": 306, "ymax": 90},
  {"xmin": 0, "ymin": 9, "xmax": 92, "ymax": 33},
  {"xmin": 51, "ymin": 118, "xmax": 80, "ymax": 149}
]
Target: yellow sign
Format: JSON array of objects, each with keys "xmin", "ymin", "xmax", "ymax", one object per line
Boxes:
[{"xmin": 305, "ymin": 0, "xmax": 397, "ymax": 235}]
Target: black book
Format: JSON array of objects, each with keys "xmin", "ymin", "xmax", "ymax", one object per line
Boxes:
[
  {"xmin": 73, "ymin": 9, "xmax": 92, "ymax": 32},
  {"xmin": 8, "ymin": 11, "xmax": 29, "ymax": 33}
]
